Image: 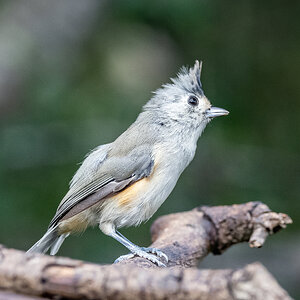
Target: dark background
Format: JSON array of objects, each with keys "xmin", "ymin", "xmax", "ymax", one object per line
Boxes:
[{"xmin": 0, "ymin": 0, "xmax": 299, "ymax": 297}]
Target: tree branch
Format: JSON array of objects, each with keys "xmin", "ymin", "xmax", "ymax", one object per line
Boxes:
[{"xmin": 0, "ymin": 202, "xmax": 292, "ymax": 299}]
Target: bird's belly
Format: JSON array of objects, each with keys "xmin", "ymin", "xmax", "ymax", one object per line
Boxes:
[{"xmin": 97, "ymin": 171, "xmax": 178, "ymax": 228}]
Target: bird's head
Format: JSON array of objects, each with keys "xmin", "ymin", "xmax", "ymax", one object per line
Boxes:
[{"xmin": 143, "ymin": 60, "xmax": 229, "ymax": 134}]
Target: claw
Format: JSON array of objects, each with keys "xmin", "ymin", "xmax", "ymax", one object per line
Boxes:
[{"xmin": 141, "ymin": 247, "xmax": 169, "ymax": 262}]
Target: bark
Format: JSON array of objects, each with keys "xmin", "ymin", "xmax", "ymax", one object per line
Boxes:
[{"xmin": 0, "ymin": 202, "xmax": 292, "ymax": 299}]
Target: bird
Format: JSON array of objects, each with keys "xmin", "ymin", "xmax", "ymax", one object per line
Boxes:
[{"xmin": 27, "ymin": 60, "xmax": 229, "ymax": 267}]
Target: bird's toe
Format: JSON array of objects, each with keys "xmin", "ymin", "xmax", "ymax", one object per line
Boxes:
[
  {"xmin": 141, "ymin": 247, "xmax": 168, "ymax": 262},
  {"xmin": 114, "ymin": 253, "xmax": 135, "ymax": 264},
  {"xmin": 114, "ymin": 249, "xmax": 166, "ymax": 267}
]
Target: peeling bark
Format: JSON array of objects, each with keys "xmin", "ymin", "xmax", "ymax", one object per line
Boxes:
[{"xmin": 0, "ymin": 202, "xmax": 292, "ymax": 299}]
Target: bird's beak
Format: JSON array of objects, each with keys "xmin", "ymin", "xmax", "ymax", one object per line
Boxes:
[{"xmin": 205, "ymin": 107, "xmax": 229, "ymax": 118}]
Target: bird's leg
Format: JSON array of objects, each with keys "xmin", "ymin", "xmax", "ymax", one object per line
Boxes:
[{"xmin": 110, "ymin": 230, "xmax": 168, "ymax": 267}]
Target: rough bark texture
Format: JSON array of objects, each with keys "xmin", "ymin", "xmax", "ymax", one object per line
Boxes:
[{"xmin": 0, "ymin": 202, "xmax": 292, "ymax": 299}]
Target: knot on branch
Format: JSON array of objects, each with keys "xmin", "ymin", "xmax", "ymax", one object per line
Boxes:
[{"xmin": 198, "ymin": 201, "xmax": 292, "ymax": 254}]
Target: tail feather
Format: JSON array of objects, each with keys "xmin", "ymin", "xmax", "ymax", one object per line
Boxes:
[
  {"xmin": 50, "ymin": 233, "xmax": 69, "ymax": 255},
  {"xmin": 27, "ymin": 226, "xmax": 63, "ymax": 254}
]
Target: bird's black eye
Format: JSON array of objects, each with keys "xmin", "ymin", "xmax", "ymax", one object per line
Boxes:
[{"xmin": 188, "ymin": 96, "xmax": 199, "ymax": 106}]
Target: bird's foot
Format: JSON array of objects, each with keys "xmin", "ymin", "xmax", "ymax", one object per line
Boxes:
[
  {"xmin": 114, "ymin": 247, "xmax": 168, "ymax": 267},
  {"xmin": 140, "ymin": 247, "xmax": 168, "ymax": 262}
]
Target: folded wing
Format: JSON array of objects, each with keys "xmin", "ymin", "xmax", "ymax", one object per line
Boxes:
[{"xmin": 48, "ymin": 144, "xmax": 154, "ymax": 228}]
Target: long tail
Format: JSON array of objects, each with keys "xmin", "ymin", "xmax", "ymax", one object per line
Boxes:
[{"xmin": 27, "ymin": 225, "xmax": 69, "ymax": 255}]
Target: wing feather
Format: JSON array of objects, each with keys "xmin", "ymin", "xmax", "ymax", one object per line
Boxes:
[
  {"xmin": 49, "ymin": 174, "xmax": 114, "ymax": 228},
  {"xmin": 48, "ymin": 144, "xmax": 154, "ymax": 228}
]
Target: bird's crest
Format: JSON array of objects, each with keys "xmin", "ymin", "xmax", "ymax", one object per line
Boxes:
[
  {"xmin": 144, "ymin": 60, "xmax": 204, "ymax": 111},
  {"xmin": 170, "ymin": 60, "xmax": 203, "ymax": 95}
]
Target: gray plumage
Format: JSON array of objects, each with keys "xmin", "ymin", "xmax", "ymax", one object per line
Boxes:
[
  {"xmin": 27, "ymin": 225, "xmax": 59, "ymax": 254},
  {"xmin": 27, "ymin": 60, "xmax": 228, "ymax": 266}
]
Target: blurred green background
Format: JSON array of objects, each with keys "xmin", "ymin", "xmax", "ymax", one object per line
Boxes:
[{"xmin": 0, "ymin": 0, "xmax": 299, "ymax": 297}]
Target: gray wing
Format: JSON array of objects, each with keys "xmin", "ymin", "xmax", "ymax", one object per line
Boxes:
[{"xmin": 48, "ymin": 144, "xmax": 154, "ymax": 228}]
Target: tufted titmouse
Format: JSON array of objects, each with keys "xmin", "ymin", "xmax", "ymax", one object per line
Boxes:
[{"xmin": 27, "ymin": 60, "xmax": 228, "ymax": 266}]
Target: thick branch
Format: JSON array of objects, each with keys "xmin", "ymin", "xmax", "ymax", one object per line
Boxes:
[
  {"xmin": 119, "ymin": 201, "xmax": 292, "ymax": 268},
  {"xmin": 0, "ymin": 202, "xmax": 292, "ymax": 299}
]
